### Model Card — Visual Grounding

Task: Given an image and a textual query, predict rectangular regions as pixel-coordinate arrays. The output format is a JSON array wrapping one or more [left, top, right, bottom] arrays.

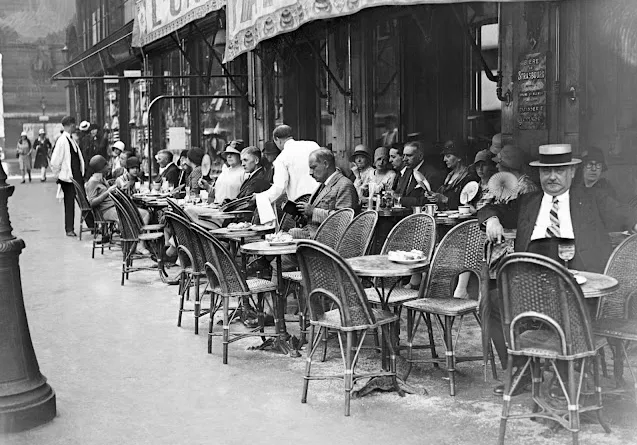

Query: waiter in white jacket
[[256, 125, 320, 205], [50, 116, 85, 237]]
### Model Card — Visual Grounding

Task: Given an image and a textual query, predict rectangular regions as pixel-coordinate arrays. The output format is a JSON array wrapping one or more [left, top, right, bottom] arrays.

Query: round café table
[[346, 255, 430, 310], [210, 226, 276, 273], [345, 254, 430, 397], [576, 271, 618, 301], [240, 240, 302, 358]]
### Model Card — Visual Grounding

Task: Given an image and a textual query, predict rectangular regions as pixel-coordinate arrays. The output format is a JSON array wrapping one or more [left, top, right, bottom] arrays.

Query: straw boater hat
[[79, 121, 90, 131], [529, 144, 581, 167]]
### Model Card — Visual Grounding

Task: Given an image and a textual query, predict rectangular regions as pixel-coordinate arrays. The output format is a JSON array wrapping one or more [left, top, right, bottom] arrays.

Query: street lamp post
[[0, 162, 56, 432]]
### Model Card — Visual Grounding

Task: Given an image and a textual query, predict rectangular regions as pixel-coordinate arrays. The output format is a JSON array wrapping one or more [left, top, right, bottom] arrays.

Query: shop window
[[372, 18, 401, 147], [477, 23, 499, 111]]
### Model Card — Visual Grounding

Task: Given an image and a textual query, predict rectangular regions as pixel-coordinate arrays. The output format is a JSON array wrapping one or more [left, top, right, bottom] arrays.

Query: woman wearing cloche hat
[[33, 129, 52, 182], [575, 146, 617, 200], [16, 131, 33, 183]]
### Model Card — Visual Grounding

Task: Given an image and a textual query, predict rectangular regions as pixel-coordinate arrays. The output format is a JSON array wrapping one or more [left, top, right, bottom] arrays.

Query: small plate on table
[[388, 257, 427, 265], [251, 225, 275, 232], [227, 223, 253, 232], [268, 240, 296, 246]]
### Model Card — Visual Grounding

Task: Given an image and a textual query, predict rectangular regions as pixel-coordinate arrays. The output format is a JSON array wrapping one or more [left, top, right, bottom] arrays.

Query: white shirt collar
[[400, 166, 408, 175]]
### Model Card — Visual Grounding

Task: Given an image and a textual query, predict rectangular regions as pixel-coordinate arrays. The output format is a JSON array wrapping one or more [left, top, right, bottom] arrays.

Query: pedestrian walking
[[17, 131, 33, 183], [50, 116, 86, 237], [33, 129, 52, 182]]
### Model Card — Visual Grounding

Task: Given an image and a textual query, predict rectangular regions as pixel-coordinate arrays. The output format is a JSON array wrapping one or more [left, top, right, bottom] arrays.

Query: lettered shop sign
[[133, 0, 225, 47]]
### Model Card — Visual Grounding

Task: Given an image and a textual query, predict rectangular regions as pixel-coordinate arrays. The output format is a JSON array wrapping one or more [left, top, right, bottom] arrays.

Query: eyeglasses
[[585, 161, 603, 171]]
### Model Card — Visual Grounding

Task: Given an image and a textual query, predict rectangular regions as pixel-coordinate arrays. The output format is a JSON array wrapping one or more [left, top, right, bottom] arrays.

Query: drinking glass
[[184, 186, 191, 202], [558, 238, 575, 268], [393, 193, 402, 208], [134, 182, 141, 192]]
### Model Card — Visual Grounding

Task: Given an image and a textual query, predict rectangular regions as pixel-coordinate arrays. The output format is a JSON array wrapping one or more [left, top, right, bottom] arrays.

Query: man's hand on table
[[485, 217, 504, 244]]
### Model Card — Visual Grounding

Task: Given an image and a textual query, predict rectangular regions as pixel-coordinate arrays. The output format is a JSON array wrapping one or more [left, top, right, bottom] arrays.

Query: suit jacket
[[479, 187, 636, 273], [159, 163, 180, 188], [301, 171, 359, 238], [395, 162, 445, 207], [237, 167, 270, 200]]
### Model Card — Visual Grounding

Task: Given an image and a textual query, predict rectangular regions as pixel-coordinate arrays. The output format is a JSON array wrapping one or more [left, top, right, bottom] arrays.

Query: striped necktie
[[545, 197, 560, 238]]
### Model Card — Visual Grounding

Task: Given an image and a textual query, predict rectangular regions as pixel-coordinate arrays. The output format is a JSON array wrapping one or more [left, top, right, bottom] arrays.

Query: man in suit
[[479, 143, 637, 395], [292, 148, 360, 239], [155, 150, 180, 188], [395, 141, 445, 207], [225, 146, 271, 215]]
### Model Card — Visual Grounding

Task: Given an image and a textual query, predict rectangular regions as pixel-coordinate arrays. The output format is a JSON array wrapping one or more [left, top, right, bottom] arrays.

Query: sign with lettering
[[226, 0, 526, 62], [517, 52, 546, 130], [132, 0, 226, 47]]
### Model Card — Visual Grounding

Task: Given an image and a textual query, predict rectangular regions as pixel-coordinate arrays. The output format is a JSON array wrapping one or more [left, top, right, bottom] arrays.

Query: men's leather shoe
[[493, 368, 533, 396], [66, 231, 77, 237], [549, 383, 566, 400]]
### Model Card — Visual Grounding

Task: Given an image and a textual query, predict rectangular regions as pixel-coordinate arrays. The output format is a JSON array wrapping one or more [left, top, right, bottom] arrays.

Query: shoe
[[21, 180, 25, 184], [493, 367, 533, 396], [41, 178, 46, 182], [548, 378, 566, 400], [136, 247, 150, 256], [66, 231, 77, 237]]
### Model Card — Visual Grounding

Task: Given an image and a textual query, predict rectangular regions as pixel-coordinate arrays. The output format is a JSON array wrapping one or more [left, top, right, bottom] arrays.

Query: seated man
[[155, 149, 180, 188], [478, 143, 637, 395], [234, 146, 271, 207], [395, 141, 445, 207], [291, 148, 360, 239]]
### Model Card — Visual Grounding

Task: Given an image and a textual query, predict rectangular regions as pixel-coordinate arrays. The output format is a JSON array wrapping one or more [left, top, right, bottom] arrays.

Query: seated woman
[[428, 140, 478, 210], [365, 147, 397, 193], [469, 149, 498, 211], [492, 144, 538, 194], [184, 147, 205, 194], [575, 146, 617, 200], [200, 140, 246, 205], [350, 144, 374, 199]]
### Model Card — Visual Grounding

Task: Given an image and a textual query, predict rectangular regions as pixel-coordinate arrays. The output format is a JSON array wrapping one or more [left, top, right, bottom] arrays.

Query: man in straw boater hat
[[478, 143, 637, 396]]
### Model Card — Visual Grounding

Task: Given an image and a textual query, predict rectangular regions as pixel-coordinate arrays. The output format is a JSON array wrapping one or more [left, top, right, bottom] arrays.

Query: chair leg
[[194, 275, 201, 335], [321, 326, 329, 362], [302, 325, 320, 404], [208, 294, 215, 354], [566, 360, 580, 445], [594, 353, 612, 433], [405, 308, 415, 380], [222, 295, 230, 364], [498, 359, 515, 445], [425, 313, 439, 366], [444, 315, 457, 396], [344, 331, 353, 416]]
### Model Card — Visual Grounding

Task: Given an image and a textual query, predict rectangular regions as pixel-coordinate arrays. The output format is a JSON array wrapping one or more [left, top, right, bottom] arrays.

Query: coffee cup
[[424, 203, 437, 216], [458, 205, 471, 215], [412, 206, 422, 214]]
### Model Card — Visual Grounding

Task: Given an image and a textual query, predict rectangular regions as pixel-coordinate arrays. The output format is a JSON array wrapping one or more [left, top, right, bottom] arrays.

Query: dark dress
[[33, 138, 51, 169]]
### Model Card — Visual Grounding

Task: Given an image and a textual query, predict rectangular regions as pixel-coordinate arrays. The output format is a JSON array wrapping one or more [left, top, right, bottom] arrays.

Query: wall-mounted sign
[[517, 52, 546, 130], [132, 0, 225, 47]]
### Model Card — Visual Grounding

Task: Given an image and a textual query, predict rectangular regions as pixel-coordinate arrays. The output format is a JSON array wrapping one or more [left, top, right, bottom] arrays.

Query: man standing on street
[[256, 125, 320, 206], [50, 116, 85, 237]]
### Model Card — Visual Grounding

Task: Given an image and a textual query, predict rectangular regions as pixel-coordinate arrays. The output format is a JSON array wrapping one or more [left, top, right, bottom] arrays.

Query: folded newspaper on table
[[256, 193, 276, 225]]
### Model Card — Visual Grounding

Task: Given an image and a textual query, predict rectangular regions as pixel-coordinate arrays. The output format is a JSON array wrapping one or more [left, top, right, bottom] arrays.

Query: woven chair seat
[[403, 297, 477, 316], [142, 223, 165, 231], [138, 232, 164, 241], [211, 278, 277, 296], [593, 319, 637, 341], [312, 308, 399, 330], [365, 287, 418, 305], [282, 271, 302, 282], [514, 329, 607, 359]]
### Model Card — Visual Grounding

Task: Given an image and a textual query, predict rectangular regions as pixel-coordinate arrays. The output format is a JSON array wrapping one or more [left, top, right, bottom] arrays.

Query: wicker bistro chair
[[110, 191, 165, 286], [71, 179, 97, 241], [166, 197, 193, 222], [281, 208, 356, 346], [190, 224, 277, 364], [112, 188, 165, 232], [296, 240, 401, 416], [496, 253, 611, 445], [164, 212, 209, 335], [594, 233, 637, 401], [335, 210, 379, 259], [402, 219, 493, 396], [365, 213, 437, 311]]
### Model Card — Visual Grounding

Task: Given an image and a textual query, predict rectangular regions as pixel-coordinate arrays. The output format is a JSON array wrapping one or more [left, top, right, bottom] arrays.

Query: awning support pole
[[298, 26, 350, 97]]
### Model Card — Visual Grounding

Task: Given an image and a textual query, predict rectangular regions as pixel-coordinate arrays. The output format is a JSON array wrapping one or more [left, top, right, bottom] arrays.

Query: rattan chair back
[[602, 233, 637, 319], [164, 211, 206, 272], [166, 197, 193, 222], [381, 213, 436, 256], [110, 191, 139, 240], [335, 210, 378, 259], [314, 208, 355, 249], [190, 224, 249, 296], [71, 179, 91, 211], [112, 188, 145, 228], [424, 219, 485, 300], [497, 253, 596, 357], [297, 240, 376, 327]]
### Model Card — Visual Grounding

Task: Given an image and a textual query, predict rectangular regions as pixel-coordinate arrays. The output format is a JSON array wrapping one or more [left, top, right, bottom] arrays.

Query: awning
[[224, 0, 552, 62], [132, 0, 226, 47], [52, 22, 135, 80]]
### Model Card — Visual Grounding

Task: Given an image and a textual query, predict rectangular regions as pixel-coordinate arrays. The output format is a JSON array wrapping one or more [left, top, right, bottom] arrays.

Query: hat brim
[[529, 158, 582, 167], [349, 152, 371, 162], [222, 149, 241, 157]]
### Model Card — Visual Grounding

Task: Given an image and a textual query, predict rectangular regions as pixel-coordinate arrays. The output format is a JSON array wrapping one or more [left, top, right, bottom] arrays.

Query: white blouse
[[214, 164, 245, 204]]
